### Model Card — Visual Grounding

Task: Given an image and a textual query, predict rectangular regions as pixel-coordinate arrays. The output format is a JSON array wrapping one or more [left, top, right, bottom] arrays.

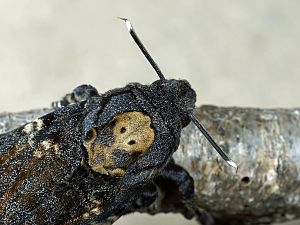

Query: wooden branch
[[1, 105, 299, 225], [174, 106, 300, 224]]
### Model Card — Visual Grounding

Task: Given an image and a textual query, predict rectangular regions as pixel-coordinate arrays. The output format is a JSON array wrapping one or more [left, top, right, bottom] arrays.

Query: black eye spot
[[120, 127, 126, 133], [241, 176, 250, 184], [85, 128, 96, 141], [128, 140, 136, 145]]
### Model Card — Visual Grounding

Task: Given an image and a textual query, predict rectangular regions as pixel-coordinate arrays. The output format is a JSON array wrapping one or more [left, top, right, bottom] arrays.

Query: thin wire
[[189, 114, 238, 172], [119, 17, 237, 172], [118, 17, 165, 81]]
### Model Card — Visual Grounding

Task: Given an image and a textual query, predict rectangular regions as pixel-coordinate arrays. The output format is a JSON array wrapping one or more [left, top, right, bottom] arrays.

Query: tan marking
[[35, 119, 44, 130], [33, 140, 60, 157], [28, 133, 35, 147], [41, 140, 52, 150], [66, 94, 76, 104], [84, 111, 155, 176], [23, 123, 34, 133], [82, 212, 90, 219], [61, 203, 103, 225], [107, 168, 125, 177], [41, 140, 59, 153], [113, 112, 154, 153], [31, 141, 60, 158], [54, 144, 60, 154], [90, 207, 101, 215], [91, 199, 102, 205], [33, 150, 43, 158], [22, 119, 44, 134], [80, 158, 85, 166]]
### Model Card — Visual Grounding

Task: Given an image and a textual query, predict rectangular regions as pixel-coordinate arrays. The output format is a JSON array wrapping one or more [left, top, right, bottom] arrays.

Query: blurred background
[[0, 1, 299, 225]]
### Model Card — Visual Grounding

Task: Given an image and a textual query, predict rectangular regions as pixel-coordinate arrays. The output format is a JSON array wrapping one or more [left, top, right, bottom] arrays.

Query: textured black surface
[[0, 79, 196, 224]]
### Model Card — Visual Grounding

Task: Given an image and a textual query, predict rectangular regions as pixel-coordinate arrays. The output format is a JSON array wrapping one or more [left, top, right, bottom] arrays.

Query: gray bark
[[1, 105, 299, 225]]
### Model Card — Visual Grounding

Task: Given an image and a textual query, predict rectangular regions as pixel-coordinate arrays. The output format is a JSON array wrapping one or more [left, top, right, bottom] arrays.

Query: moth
[[0, 18, 237, 225]]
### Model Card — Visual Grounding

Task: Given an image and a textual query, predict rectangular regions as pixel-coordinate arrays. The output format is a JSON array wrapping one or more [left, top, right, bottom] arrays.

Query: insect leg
[[152, 161, 216, 224], [154, 160, 194, 201], [132, 182, 158, 210], [120, 184, 159, 223], [126, 160, 196, 219], [52, 84, 99, 109]]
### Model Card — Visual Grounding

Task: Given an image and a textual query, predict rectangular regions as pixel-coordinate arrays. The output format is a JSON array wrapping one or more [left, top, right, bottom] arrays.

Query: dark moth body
[[0, 80, 196, 224]]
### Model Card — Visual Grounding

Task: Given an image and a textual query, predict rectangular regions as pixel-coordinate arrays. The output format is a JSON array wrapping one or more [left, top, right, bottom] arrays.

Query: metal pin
[[190, 114, 238, 173], [119, 17, 238, 172], [118, 17, 165, 81]]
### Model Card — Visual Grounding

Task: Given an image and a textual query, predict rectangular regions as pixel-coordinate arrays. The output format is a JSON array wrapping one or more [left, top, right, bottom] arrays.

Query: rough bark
[[174, 106, 300, 224], [0, 105, 299, 225]]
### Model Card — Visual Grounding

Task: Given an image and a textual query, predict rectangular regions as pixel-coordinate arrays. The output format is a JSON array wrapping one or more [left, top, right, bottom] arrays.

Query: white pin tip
[[118, 17, 133, 31], [227, 160, 238, 173]]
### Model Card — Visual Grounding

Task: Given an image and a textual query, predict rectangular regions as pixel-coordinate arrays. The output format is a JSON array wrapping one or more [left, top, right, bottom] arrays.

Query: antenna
[[118, 17, 165, 81], [119, 17, 238, 172]]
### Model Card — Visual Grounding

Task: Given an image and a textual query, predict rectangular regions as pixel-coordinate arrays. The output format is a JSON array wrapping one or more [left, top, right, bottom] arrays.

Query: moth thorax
[[83, 111, 155, 176]]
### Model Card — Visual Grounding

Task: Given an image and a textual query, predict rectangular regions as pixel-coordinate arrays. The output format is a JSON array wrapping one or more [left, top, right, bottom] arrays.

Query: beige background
[[0, 1, 299, 225]]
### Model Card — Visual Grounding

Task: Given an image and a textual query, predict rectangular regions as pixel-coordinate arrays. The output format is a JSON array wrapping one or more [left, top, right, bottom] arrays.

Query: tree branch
[[1, 105, 299, 225]]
